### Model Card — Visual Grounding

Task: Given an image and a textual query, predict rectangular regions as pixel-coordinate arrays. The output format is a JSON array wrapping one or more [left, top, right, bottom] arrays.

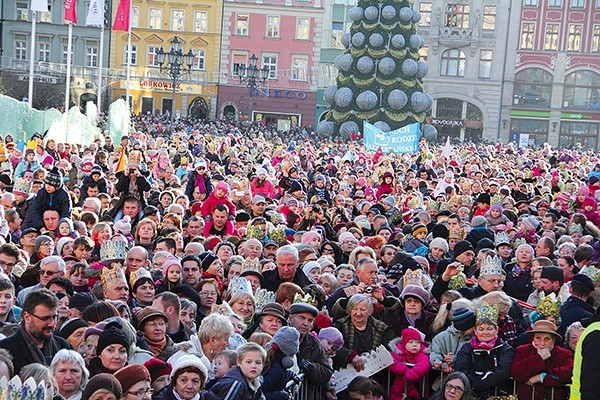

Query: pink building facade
[[510, 0, 600, 148], [217, 0, 324, 129]]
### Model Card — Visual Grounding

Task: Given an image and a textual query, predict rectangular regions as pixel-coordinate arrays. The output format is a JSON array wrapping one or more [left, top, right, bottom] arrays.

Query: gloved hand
[[298, 359, 311, 371]]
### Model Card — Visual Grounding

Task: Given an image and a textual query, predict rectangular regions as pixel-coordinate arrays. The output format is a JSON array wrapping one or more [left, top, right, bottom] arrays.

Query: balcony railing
[[437, 27, 474, 47]]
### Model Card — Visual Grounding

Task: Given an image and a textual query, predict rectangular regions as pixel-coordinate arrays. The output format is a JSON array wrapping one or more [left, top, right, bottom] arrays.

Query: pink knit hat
[[161, 256, 182, 277], [301, 231, 321, 245]]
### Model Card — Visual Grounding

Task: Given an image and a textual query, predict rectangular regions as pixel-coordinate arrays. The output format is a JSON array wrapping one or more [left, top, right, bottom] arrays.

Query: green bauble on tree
[[318, 0, 434, 140]]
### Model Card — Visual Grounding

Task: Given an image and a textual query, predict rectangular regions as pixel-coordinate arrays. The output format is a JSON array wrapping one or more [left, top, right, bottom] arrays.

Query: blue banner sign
[[364, 121, 420, 153]]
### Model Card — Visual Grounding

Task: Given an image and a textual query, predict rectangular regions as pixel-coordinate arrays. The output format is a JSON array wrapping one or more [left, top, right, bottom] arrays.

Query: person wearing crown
[[510, 320, 573, 400], [454, 302, 515, 399], [101, 266, 129, 303]]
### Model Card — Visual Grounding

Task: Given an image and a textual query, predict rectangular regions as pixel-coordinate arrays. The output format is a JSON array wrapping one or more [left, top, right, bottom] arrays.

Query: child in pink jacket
[[388, 327, 431, 400]]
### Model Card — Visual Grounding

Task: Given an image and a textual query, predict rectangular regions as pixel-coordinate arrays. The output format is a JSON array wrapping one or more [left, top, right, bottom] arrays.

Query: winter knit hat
[[256, 167, 268, 176], [412, 223, 427, 236], [143, 358, 173, 383], [113, 216, 132, 236], [516, 243, 535, 258], [12, 178, 31, 196], [45, 166, 63, 187], [489, 204, 504, 213], [338, 232, 355, 244], [161, 255, 182, 277], [471, 216, 487, 228], [301, 231, 321, 245], [199, 252, 219, 271], [58, 318, 89, 340], [401, 326, 425, 347], [170, 354, 208, 383], [96, 325, 131, 356], [383, 196, 396, 207], [289, 180, 303, 193], [452, 308, 476, 331], [400, 284, 430, 305], [302, 261, 321, 277], [453, 240, 474, 258], [215, 181, 230, 194], [578, 186, 590, 196], [269, 326, 300, 368], [82, 374, 122, 400], [521, 215, 539, 231], [318, 327, 344, 349], [56, 237, 75, 256], [34, 235, 53, 252], [429, 237, 449, 253], [114, 364, 151, 394]]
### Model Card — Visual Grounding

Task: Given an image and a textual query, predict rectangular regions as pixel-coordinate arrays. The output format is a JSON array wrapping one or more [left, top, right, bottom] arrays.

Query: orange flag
[[115, 147, 127, 172]]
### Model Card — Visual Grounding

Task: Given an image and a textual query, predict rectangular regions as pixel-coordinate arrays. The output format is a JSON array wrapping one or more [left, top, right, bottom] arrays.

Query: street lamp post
[[238, 54, 270, 123], [156, 36, 195, 133]]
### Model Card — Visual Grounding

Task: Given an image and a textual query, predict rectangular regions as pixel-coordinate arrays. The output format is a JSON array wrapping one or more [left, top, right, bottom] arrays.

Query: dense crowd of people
[[0, 116, 600, 400]]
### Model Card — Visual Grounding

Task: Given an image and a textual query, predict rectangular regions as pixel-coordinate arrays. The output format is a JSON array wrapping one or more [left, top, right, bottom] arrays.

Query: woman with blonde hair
[[431, 297, 474, 334], [134, 218, 158, 253], [348, 246, 377, 267]]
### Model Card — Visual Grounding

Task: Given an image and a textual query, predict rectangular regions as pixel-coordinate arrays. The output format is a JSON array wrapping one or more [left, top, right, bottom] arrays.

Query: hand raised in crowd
[[441, 262, 463, 282]]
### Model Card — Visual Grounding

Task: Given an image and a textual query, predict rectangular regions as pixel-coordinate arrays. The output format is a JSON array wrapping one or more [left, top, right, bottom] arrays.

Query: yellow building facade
[[110, 0, 222, 118]]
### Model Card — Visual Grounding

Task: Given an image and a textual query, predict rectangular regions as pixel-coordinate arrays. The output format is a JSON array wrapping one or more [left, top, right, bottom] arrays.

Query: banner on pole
[[30, 0, 49, 12], [364, 121, 420, 153], [64, 0, 77, 23], [86, 0, 104, 27], [112, 0, 130, 31]]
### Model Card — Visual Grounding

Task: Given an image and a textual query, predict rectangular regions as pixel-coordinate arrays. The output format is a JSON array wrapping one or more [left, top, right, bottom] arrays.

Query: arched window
[[563, 70, 600, 109], [513, 68, 553, 107], [440, 49, 466, 77]]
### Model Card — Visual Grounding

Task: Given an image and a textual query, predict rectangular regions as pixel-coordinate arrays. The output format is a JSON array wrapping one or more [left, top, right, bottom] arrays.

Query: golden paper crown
[[293, 292, 317, 306], [403, 269, 423, 287], [579, 265, 600, 285], [245, 225, 263, 240], [229, 276, 253, 297], [100, 266, 127, 290], [491, 194, 504, 205], [427, 201, 440, 212], [449, 273, 467, 290], [129, 267, 152, 288], [269, 226, 287, 245], [100, 240, 127, 261], [211, 303, 232, 316], [476, 302, 499, 324], [407, 196, 422, 210], [536, 292, 561, 320], [241, 258, 260, 273], [129, 150, 142, 165], [480, 255, 504, 277], [448, 228, 465, 240]]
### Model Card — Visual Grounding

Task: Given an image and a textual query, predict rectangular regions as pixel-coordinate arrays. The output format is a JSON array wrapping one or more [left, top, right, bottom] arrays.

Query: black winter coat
[[22, 187, 72, 230], [0, 328, 71, 374]]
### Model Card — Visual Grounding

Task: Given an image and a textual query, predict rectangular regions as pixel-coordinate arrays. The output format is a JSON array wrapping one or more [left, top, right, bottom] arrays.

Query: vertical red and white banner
[[64, 0, 77, 23], [113, 0, 130, 31]]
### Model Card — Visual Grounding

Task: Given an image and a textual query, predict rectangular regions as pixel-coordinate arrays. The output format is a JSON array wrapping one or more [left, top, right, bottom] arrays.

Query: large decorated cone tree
[[318, 0, 437, 140]]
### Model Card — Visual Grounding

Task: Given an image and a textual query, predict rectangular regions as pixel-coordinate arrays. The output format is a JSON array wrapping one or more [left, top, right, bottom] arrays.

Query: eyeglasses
[[199, 291, 217, 297], [0, 260, 16, 269], [322, 248, 335, 254], [29, 312, 59, 323], [127, 388, 154, 398], [40, 269, 60, 277], [482, 277, 505, 286], [146, 321, 166, 328], [445, 383, 465, 393]]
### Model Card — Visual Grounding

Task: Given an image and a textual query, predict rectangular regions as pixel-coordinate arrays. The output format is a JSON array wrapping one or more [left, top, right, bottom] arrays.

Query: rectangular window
[[194, 11, 208, 33], [171, 10, 184, 31], [149, 8, 162, 30], [15, 38, 27, 60], [419, 2, 432, 27], [232, 53, 247, 76], [597, 0, 600, 9], [545, 23, 559, 50], [16, 1, 29, 21], [236, 14, 248, 36], [483, 6, 496, 30], [478, 50, 493, 78], [445, 4, 470, 28], [39, 1, 52, 23], [524, 0, 538, 5], [132, 7, 140, 28], [193, 48, 205, 70], [331, 21, 344, 49], [571, 0, 585, 7], [86, 44, 98, 67], [548, 0, 562, 6], [291, 56, 308, 81], [593, 25, 600, 52], [520, 22, 535, 49], [263, 54, 277, 79], [267, 16, 280, 38], [125, 44, 137, 65], [147, 45, 160, 67], [296, 18, 310, 40], [568, 24, 582, 51], [419, 46, 428, 62], [62, 41, 74, 64]]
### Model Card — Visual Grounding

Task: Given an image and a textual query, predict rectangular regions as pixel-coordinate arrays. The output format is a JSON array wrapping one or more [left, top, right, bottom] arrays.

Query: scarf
[[20, 322, 61, 365], [470, 334, 498, 351], [404, 310, 422, 327], [511, 264, 529, 277], [143, 334, 167, 356], [194, 173, 207, 194]]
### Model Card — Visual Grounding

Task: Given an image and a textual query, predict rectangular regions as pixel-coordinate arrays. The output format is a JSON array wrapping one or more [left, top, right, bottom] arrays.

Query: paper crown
[[229, 276, 253, 297], [129, 267, 152, 288], [12, 178, 31, 195], [211, 303, 232, 316], [240, 258, 260, 273], [0, 375, 46, 400], [480, 255, 503, 277], [448, 228, 465, 240], [100, 266, 127, 290], [580, 265, 600, 284], [476, 302, 499, 324], [254, 289, 277, 311], [403, 269, 424, 288], [100, 240, 127, 262], [269, 226, 287, 245], [536, 292, 561, 320], [491, 194, 504, 205], [568, 224, 584, 234], [449, 273, 467, 290], [407, 196, 422, 210], [245, 225, 263, 240], [494, 232, 510, 247], [293, 292, 317, 306], [512, 237, 526, 250]]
